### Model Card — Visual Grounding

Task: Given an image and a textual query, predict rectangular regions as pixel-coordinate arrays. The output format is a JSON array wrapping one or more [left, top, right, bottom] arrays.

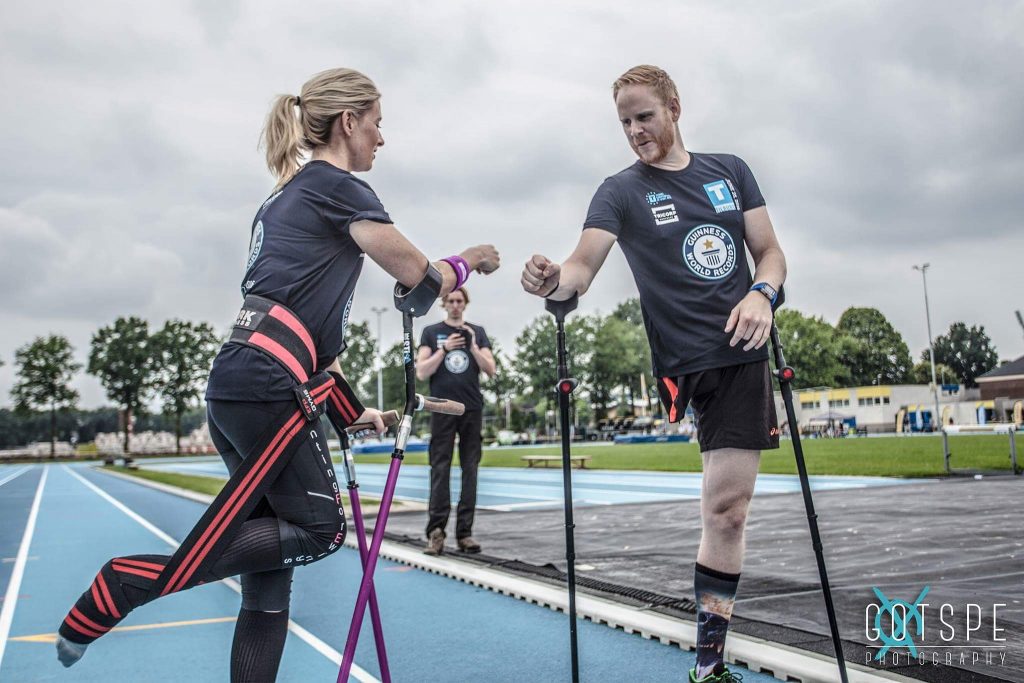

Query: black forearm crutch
[[769, 322, 849, 683], [545, 292, 581, 683]]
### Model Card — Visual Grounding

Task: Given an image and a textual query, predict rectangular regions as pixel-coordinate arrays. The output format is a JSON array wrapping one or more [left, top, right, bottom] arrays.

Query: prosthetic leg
[[545, 292, 581, 683], [770, 323, 849, 682]]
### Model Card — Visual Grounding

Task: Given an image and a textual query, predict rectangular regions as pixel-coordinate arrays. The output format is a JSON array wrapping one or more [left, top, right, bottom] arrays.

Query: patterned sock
[[694, 562, 740, 679], [230, 608, 290, 683]]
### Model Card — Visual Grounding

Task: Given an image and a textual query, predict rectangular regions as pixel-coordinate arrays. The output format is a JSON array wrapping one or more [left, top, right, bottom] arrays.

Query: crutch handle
[[417, 395, 465, 416], [544, 291, 579, 321], [346, 410, 401, 434]]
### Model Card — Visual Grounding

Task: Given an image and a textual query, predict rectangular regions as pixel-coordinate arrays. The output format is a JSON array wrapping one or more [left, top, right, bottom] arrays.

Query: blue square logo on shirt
[[703, 180, 737, 214]]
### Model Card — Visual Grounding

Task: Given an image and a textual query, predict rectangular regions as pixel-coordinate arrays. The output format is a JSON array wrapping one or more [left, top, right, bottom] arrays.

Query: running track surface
[[142, 455, 924, 510], [0, 463, 781, 682]]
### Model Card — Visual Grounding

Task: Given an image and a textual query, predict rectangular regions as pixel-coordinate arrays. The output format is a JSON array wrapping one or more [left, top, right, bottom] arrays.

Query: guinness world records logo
[[445, 350, 470, 374], [683, 224, 736, 280], [246, 221, 264, 270]]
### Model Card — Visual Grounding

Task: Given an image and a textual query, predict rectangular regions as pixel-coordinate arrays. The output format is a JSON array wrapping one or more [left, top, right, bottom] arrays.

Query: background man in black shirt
[[521, 65, 786, 683], [417, 287, 496, 555]]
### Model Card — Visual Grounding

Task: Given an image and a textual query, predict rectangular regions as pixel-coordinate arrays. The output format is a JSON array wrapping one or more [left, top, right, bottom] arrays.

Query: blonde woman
[[58, 68, 499, 681]]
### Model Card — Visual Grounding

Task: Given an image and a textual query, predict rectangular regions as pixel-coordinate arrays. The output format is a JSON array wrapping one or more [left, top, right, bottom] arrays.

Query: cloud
[[1, 0, 1021, 409]]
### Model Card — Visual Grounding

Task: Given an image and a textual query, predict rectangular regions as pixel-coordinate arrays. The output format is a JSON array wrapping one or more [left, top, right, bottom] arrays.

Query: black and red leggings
[[59, 397, 346, 644]]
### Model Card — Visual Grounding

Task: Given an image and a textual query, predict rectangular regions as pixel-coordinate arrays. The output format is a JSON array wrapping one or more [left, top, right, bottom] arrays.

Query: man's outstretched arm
[[520, 228, 617, 301]]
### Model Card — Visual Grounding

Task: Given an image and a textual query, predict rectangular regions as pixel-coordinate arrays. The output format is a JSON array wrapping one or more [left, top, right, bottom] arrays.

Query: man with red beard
[[521, 65, 787, 683]]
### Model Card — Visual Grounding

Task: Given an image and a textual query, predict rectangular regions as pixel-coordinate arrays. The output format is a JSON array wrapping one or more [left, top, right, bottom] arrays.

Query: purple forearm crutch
[[338, 427, 393, 683], [338, 294, 464, 683]]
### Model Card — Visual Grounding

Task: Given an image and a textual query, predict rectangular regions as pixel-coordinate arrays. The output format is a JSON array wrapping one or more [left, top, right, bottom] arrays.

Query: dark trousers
[[426, 409, 482, 539]]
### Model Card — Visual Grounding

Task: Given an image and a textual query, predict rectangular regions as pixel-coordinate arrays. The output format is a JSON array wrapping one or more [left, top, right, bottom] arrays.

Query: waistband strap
[[231, 295, 318, 384]]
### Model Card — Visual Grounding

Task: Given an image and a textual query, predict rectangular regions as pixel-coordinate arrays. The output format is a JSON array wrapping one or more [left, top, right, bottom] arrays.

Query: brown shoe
[[457, 536, 482, 554], [424, 528, 445, 556]]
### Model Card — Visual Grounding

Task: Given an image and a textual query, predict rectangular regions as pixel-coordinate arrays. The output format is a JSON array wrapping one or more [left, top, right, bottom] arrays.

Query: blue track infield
[[140, 456, 926, 510], [0, 463, 782, 682]]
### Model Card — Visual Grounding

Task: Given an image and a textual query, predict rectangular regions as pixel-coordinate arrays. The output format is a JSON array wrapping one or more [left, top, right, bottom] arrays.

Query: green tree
[[930, 322, 999, 388], [150, 319, 221, 453], [379, 341, 429, 414], [610, 298, 656, 413], [485, 340, 521, 429], [590, 315, 649, 418], [88, 316, 153, 453], [909, 361, 958, 386], [611, 298, 644, 326], [836, 307, 912, 385], [513, 314, 595, 414], [340, 320, 378, 401], [11, 336, 81, 458], [775, 309, 853, 389]]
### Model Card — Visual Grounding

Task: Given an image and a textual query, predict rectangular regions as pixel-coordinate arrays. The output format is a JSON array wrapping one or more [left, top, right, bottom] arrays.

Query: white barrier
[[941, 423, 1019, 474], [94, 425, 215, 456], [943, 424, 1016, 435]]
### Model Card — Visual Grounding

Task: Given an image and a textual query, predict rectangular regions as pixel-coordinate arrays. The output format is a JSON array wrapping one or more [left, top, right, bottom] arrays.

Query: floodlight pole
[[372, 306, 388, 412], [913, 263, 949, 471]]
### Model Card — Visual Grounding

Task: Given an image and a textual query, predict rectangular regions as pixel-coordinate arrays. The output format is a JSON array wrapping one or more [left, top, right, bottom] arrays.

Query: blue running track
[[141, 456, 923, 510], [0, 463, 782, 682]]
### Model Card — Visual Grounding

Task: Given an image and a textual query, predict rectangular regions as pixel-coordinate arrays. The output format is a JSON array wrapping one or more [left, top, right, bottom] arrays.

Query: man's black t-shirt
[[207, 160, 391, 401], [418, 322, 491, 411], [583, 152, 767, 378]]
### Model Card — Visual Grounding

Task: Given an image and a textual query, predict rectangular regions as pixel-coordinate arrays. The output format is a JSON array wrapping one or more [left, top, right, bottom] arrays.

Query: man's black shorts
[[657, 360, 780, 453]]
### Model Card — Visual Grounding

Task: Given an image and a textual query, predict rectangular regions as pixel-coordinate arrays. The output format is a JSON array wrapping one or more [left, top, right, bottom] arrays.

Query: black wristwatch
[[749, 282, 778, 306]]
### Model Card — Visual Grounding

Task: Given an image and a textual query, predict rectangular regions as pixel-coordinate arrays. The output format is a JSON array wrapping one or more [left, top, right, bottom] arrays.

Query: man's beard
[[644, 127, 676, 164]]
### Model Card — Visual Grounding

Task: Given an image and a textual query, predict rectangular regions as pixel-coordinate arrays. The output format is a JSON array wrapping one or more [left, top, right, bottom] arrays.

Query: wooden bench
[[521, 455, 591, 469]]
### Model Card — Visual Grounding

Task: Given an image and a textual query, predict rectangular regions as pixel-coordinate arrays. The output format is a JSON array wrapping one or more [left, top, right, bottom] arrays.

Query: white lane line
[[0, 467, 48, 671], [62, 466, 380, 683], [0, 467, 31, 489], [64, 466, 178, 547]]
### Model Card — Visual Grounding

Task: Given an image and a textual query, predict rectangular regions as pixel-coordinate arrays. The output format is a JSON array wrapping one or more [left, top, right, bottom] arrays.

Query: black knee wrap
[[240, 567, 294, 612]]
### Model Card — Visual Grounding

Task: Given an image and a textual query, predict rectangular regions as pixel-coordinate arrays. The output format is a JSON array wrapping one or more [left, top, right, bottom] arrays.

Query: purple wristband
[[442, 255, 471, 289]]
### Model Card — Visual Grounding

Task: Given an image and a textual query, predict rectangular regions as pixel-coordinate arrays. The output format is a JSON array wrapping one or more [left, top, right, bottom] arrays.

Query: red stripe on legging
[[180, 378, 334, 586], [162, 382, 333, 595], [113, 558, 165, 572], [269, 305, 316, 367], [90, 580, 106, 616], [249, 333, 308, 383], [167, 413, 308, 592], [95, 572, 120, 619], [70, 607, 109, 634], [112, 564, 160, 580], [64, 614, 104, 639], [162, 407, 304, 595]]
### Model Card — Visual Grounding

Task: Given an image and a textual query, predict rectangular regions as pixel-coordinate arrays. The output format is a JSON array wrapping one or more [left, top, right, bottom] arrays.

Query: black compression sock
[[230, 608, 290, 683], [694, 562, 740, 679]]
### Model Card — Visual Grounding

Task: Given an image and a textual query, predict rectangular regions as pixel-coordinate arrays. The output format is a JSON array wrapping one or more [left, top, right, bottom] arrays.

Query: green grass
[[353, 434, 1021, 478], [105, 463, 384, 506], [108, 466, 226, 496]]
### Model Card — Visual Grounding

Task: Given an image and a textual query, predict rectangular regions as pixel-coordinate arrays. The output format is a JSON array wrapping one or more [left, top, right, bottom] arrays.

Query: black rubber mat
[[378, 474, 1023, 682]]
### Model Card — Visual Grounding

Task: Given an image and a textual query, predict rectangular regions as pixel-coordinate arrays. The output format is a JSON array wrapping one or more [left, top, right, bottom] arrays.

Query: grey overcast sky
[[1, 1, 1021, 408]]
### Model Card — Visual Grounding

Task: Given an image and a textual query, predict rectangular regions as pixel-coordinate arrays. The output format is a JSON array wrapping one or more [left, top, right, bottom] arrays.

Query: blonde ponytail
[[260, 68, 381, 189], [261, 94, 303, 188]]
